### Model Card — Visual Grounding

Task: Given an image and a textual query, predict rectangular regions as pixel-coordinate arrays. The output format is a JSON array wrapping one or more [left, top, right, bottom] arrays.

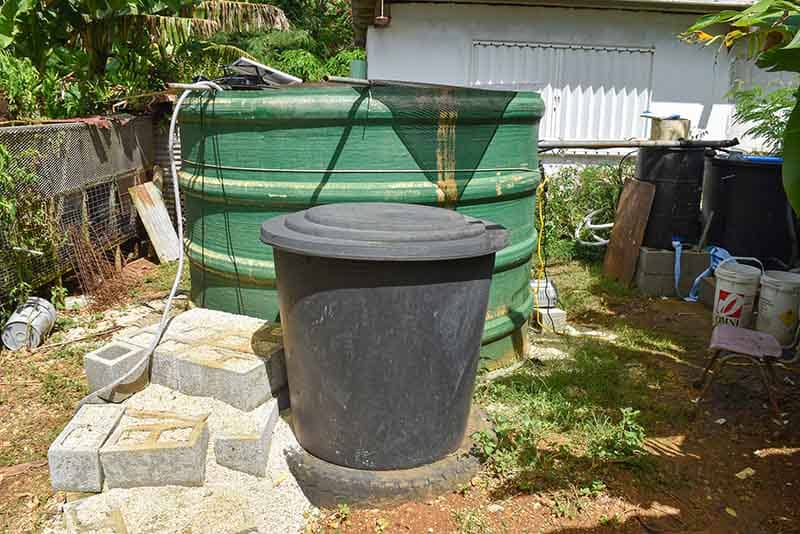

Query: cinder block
[[99, 410, 209, 488], [48, 404, 125, 492], [635, 247, 711, 297], [699, 276, 717, 309], [637, 247, 710, 276], [83, 341, 145, 394], [119, 310, 285, 410], [150, 344, 272, 411], [214, 398, 279, 477], [534, 308, 567, 333], [635, 270, 677, 297]]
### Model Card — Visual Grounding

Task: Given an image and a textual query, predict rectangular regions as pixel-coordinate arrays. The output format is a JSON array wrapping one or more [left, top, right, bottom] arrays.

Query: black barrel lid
[[260, 202, 508, 261]]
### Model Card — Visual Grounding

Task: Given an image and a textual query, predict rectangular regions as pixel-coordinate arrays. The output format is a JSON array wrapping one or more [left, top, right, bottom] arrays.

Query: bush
[[272, 48, 325, 81], [0, 51, 41, 119], [540, 162, 631, 262], [324, 48, 366, 77], [731, 84, 796, 155]]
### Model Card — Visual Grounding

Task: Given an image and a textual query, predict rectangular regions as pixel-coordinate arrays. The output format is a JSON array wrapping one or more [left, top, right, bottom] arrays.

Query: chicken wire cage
[[0, 116, 154, 298]]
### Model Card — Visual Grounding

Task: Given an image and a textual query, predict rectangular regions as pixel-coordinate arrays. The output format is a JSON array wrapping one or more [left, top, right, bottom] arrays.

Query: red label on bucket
[[716, 289, 744, 322]]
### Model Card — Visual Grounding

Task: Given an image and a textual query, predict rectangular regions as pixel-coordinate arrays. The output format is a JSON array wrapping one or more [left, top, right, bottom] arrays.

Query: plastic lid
[[260, 202, 508, 261], [744, 155, 783, 165]]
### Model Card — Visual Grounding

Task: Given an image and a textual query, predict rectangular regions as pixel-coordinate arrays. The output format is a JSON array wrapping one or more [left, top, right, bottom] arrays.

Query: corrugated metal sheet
[[471, 40, 654, 140]]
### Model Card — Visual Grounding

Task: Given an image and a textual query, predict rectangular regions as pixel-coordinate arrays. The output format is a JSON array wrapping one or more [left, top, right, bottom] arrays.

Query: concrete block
[[635, 270, 677, 297], [635, 270, 705, 297], [699, 276, 717, 309], [83, 341, 145, 394], [214, 398, 279, 476], [48, 404, 125, 492], [635, 247, 711, 297], [99, 410, 209, 488], [151, 344, 272, 411], [119, 309, 286, 410], [534, 308, 567, 333], [637, 247, 710, 277]]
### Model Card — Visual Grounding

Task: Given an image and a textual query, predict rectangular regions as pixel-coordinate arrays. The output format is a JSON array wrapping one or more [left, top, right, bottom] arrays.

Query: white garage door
[[470, 40, 655, 141]]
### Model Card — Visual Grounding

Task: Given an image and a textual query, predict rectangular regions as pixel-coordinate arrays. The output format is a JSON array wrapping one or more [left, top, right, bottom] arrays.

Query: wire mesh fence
[[0, 116, 154, 300]]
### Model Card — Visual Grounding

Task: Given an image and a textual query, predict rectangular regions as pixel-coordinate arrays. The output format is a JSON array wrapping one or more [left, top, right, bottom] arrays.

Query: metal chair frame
[[693, 325, 799, 416]]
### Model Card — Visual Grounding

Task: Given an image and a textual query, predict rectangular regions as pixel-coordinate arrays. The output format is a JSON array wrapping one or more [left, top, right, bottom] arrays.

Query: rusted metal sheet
[[129, 182, 180, 263]]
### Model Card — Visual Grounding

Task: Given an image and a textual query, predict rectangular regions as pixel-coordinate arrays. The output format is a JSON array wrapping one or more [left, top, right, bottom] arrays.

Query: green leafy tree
[[0, 1, 289, 78], [683, 0, 800, 214]]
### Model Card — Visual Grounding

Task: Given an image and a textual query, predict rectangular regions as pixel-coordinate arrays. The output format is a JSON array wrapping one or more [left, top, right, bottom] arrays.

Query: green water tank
[[179, 84, 543, 368]]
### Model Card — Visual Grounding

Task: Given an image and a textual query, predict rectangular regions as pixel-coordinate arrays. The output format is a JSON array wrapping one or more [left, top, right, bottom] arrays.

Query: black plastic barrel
[[703, 154, 795, 265], [638, 147, 705, 249], [260, 203, 508, 470]]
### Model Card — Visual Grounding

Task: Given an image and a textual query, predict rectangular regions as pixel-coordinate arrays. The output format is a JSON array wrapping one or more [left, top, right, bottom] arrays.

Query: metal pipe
[[539, 138, 739, 150], [323, 75, 372, 86]]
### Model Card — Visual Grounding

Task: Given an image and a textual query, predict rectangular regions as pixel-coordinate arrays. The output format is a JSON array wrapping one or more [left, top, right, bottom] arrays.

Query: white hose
[[77, 81, 222, 407], [575, 209, 613, 247]]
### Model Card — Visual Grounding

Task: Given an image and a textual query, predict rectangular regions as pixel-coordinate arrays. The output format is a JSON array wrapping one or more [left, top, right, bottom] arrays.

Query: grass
[[549, 261, 637, 321], [473, 261, 689, 497], [128, 260, 190, 300]]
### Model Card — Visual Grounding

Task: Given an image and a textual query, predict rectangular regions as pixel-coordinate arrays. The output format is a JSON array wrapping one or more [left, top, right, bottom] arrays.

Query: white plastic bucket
[[713, 257, 763, 328], [756, 270, 800, 345]]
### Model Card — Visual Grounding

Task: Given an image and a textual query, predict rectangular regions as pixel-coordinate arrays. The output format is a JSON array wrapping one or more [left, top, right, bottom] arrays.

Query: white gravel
[[45, 385, 316, 534]]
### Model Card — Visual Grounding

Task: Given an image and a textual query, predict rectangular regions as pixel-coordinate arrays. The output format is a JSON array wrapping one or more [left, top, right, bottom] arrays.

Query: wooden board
[[603, 179, 656, 286], [129, 182, 180, 263]]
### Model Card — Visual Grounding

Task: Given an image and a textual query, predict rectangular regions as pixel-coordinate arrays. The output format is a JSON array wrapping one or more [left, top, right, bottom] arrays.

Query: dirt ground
[[309, 267, 800, 534], [0, 259, 189, 533], [1, 260, 799, 533]]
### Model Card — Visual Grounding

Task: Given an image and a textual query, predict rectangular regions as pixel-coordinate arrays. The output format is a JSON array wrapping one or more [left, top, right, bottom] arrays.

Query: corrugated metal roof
[[351, 0, 753, 46]]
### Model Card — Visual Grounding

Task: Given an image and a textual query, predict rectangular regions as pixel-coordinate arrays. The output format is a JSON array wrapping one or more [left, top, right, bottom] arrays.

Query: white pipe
[[77, 81, 222, 407], [575, 209, 612, 247]]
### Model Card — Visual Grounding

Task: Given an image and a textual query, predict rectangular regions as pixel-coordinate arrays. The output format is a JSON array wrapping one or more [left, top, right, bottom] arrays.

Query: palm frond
[[197, 1, 290, 33], [120, 14, 220, 47], [197, 41, 255, 63]]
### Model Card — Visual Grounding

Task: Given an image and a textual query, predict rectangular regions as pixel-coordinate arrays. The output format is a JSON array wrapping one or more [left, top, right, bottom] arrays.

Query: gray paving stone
[[214, 398, 279, 477], [83, 341, 146, 396], [48, 404, 125, 492], [99, 410, 209, 488]]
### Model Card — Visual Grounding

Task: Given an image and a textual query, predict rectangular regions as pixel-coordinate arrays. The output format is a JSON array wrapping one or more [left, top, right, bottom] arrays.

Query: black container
[[260, 203, 508, 470], [638, 146, 705, 249], [703, 154, 794, 265]]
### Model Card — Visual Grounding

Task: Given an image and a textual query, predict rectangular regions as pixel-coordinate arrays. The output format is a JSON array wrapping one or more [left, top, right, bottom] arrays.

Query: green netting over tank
[[368, 82, 517, 205], [179, 82, 543, 368]]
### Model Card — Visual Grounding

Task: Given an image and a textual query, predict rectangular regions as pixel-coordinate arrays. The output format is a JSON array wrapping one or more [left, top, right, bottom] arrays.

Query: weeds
[[40, 372, 86, 406], [550, 480, 607, 519], [473, 262, 665, 494], [451, 509, 492, 534], [585, 408, 647, 463], [542, 163, 633, 262]]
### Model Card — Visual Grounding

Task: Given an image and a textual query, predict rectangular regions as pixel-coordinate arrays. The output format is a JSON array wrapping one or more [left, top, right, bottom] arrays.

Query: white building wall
[[365, 3, 759, 142]]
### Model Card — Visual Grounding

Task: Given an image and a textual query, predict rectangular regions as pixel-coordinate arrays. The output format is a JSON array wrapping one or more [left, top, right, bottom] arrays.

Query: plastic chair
[[693, 324, 797, 415]]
